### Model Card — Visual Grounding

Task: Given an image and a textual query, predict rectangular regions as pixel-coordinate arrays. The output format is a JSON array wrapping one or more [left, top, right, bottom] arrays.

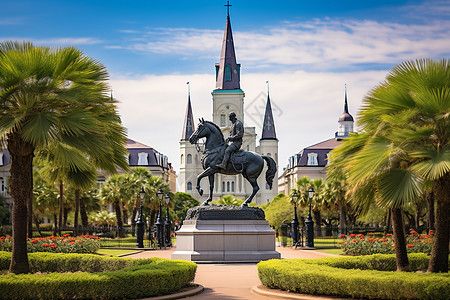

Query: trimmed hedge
[[258, 254, 450, 300], [0, 251, 197, 299]]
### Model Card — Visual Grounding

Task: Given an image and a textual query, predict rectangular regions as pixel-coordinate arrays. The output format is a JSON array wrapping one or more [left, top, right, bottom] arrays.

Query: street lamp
[[136, 187, 145, 248], [155, 188, 165, 249], [165, 194, 172, 247], [305, 187, 315, 248], [290, 191, 300, 247]]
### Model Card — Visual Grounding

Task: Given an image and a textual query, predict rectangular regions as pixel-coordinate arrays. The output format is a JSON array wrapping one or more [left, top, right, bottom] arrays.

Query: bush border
[[257, 254, 450, 300], [0, 251, 197, 299]]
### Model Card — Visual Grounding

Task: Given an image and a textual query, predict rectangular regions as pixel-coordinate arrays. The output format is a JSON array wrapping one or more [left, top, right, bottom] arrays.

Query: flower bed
[[337, 229, 433, 255], [0, 251, 197, 299], [0, 234, 100, 254], [258, 254, 450, 300]]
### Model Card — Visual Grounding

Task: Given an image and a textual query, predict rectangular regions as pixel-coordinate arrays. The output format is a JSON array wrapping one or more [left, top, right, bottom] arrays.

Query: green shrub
[[258, 254, 450, 300], [0, 251, 197, 299]]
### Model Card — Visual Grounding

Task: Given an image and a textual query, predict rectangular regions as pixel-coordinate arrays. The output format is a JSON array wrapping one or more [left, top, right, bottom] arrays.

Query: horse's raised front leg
[[196, 167, 215, 206], [241, 177, 259, 207]]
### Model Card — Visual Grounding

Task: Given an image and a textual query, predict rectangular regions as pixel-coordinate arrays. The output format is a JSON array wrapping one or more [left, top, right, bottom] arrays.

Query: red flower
[[42, 243, 49, 247], [393, 246, 396, 249], [30, 240, 38, 244], [349, 234, 357, 238], [352, 239, 357, 242], [50, 243, 57, 248], [63, 234, 70, 237], [383, 242, 388, 245], [343, 243, 347, 245], [367, 238, 375, 242], [69, 242, 75, 245], [407, 244, 414, 248], [78, 240, 83, 243], [337, 241, 342, 244], [368, 232, 374, 235], [386, 233, 393, 236], [338, 234, 346, 238]]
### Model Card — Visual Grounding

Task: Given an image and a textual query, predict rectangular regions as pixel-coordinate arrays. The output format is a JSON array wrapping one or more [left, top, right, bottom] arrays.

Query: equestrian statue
[[189, 113, 277, 207]]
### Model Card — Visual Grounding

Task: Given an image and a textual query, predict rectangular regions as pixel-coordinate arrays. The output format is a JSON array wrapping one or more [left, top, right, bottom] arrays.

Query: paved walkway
[[128, 247, 339, 299]]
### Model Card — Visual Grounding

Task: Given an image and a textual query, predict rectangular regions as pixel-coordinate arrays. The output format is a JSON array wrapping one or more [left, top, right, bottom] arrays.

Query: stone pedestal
[[171, 206, 280, 263]]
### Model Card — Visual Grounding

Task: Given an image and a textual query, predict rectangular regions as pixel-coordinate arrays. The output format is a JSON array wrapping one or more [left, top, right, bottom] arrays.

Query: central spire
[[215, 3, 240, 90]]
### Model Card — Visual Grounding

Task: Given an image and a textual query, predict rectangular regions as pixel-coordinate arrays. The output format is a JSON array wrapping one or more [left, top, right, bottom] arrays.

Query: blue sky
[[2, 0, 450, 183]]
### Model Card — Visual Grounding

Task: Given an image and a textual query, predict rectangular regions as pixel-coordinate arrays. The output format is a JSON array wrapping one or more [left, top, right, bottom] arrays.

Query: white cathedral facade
[[179, 11, 278, 205]]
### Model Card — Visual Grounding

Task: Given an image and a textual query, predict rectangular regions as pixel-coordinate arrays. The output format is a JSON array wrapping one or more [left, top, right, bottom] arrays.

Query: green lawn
[[315, 248, 343, 255], [97, 249, 140, 256]]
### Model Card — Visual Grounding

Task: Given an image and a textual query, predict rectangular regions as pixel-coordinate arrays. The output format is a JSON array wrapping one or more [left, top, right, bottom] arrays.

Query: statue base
[[171, 206, 280, 263]]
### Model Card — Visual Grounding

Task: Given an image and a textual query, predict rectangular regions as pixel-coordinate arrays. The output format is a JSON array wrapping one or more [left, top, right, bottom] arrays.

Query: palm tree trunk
[[428, 173, 450, 273], [7, 133, 34, 274], [53, 213, 58, 236], [339, 204, 346, 234], [114, 200, 124, 238], [27, 170, 33, 239], [391, 208, 410, 272], [58, 181, 63, 236], [426, 191, 435, 233], [80, 197, 89, 227], [122, 202, 128, 225], [384, 209, 392, 234], [131, 206, 138, 237], [313, 210, 322, 237], [63, 207, 69, 228], [74, 190, 80, 236]]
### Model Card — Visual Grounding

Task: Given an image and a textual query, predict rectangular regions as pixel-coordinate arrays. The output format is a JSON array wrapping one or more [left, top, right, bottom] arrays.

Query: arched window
[[187, 182, 192, 191], [225, 65, 232, 81], [267, 153, 271, 157], [181, 154, 184, 165], [187, 154, 192, 164], [0, 152, 3, 165], [222, 181, 225, 192], [220, 114, 226, 127], [138, 152, 148, 165], [227, 181, 230, 192], [231, 181, 235, 192], [195, 154, 199, 164]]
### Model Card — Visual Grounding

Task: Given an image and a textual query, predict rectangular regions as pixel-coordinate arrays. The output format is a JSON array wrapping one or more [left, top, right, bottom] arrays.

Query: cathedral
[[179, 10, 278, 205]]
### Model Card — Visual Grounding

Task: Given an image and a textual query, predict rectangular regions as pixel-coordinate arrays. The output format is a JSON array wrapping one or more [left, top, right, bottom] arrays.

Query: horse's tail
[[262, 155, 277, 189]]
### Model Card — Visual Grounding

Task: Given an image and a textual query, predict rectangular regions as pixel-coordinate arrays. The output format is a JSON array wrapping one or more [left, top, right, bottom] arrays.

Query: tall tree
[[0, 41, 128, 274]]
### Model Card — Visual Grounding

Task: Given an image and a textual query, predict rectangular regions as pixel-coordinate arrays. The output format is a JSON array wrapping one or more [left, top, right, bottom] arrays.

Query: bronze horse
[[189, 119, 277, 206]]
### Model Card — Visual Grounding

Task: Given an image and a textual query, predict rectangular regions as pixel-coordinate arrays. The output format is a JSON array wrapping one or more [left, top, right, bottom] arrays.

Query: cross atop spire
[[225, 1, 232, 16], [181, 83, 195, 141]]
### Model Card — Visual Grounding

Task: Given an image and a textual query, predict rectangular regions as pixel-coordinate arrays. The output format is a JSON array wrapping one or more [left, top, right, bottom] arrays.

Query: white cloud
[[0, 37, 103, 46], [121, 18, 450, 70], [111, 69, 388, 184]]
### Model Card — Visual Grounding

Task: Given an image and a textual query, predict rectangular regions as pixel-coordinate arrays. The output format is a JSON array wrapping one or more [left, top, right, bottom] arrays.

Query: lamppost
[[305, 187, 315, 248], [165, 194, 172, 247], [290, 191, 300, 247], [155, 188, 165, 249], [136, 187, 145, 248]]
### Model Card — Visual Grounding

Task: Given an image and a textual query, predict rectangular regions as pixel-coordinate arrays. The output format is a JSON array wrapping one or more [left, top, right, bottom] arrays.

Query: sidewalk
[[128, 246, 340, 299]]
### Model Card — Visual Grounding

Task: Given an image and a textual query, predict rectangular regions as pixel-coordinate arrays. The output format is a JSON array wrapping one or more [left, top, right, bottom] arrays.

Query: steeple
[[336, 85, 354, 139], [181, 82, 195, 141], [261, 82, 277, 140], [215, 5, 240, 90], [339, 84, 354, 122]]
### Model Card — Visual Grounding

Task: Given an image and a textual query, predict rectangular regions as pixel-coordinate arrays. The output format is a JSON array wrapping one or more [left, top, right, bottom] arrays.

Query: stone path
[[128, 246, 340, 299]]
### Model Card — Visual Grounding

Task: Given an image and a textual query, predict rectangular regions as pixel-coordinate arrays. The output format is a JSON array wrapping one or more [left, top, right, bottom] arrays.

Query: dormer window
[[307, 153, 318, 166], [138, 152, 148, 165]]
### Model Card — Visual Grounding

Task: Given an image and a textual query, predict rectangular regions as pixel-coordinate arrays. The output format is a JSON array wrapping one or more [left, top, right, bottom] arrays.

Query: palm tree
[[330, 58, 449, 272], [100, 174, 131, 237], [0, 41, 129, 274]]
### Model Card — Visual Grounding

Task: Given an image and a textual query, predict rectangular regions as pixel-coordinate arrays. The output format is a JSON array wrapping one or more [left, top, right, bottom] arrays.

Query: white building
[[179, 11, 278, 205], [278, 87, 355, 195]]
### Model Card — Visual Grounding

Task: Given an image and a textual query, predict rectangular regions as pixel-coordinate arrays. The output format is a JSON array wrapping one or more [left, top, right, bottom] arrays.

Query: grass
[[315, 248, 343, 255], [97, 248, 140, 256]]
